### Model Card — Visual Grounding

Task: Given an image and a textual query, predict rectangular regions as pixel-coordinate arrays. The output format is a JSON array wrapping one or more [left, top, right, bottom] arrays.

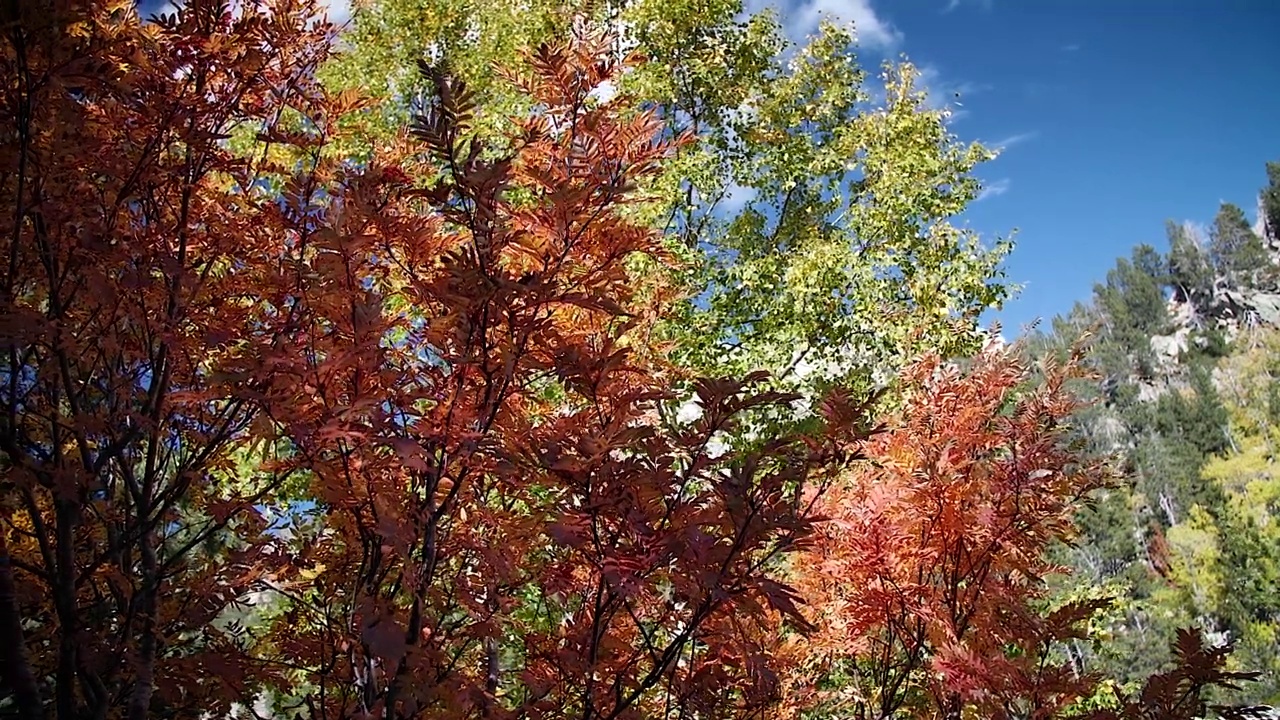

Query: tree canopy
[[1, 1, 1275, 719], [323, 0, 1011, 406]]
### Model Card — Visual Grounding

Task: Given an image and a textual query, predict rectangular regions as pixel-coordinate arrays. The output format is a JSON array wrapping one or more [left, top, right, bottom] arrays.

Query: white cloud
[[986, 131, 1038, 150], [706, 433, 730, 459], [752, 0, 901, 50], [942, 0, 993, 12], [588, 79, 618, 105], [916, 65, 989, 122], [676, 397, 703, 424], [1062, 43, 1081, 52], [976, 325, 1008, 349], [976, 177, 1010, 201]]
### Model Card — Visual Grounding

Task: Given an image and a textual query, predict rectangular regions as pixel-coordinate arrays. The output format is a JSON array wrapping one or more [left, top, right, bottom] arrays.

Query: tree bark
[[0, 534, 43, 720], [126, 538, 158, 720]]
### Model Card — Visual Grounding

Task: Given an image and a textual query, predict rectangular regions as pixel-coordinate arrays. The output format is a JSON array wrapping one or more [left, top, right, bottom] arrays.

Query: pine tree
[[1092, 244, 1170, 378], [1210, 202, 1269, 288], [1167, 221, 1214, 309], [1262, 160, 1280, 246]]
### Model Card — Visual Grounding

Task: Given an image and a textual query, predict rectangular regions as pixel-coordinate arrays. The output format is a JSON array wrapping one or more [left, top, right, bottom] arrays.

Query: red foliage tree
[[241, 26, 871, 720], [1, 0, 343, 717], [3, 4, 868, 716], [780, 341, 1116, 720]]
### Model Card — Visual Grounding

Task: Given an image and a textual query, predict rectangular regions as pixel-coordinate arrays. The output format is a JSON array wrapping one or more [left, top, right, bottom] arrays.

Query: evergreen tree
[[1210, 202, 1269, 288], [1044, 166, 1280, 708], [1092, 244, 1170, 378], [1167, 221, 1214, 309], [1262, 160, 1280, 246]]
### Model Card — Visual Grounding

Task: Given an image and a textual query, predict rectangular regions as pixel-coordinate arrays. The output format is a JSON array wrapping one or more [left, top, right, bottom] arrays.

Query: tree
[[775, 339, 1268, 720], [1166, 221, 1213, 309], [229, 26, 872, 720], [1260, 160, 1280, 246], [5, 2, 1271, 718], [2, 6, 877, 717], [778, 341, 1116, 720], [323, 0, 1011, 409], [1210, 203, 1269, 289], [1036, 193, 1280, 710], [1192, 327, 1280, 702], [1081, 629, 1267, 720], [1, 0, 343, 716], [1091, 244, 1169, 379]]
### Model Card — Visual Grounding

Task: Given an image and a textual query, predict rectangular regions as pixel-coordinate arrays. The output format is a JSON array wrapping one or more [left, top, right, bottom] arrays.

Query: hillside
[[1035, 160, 1280, 705]]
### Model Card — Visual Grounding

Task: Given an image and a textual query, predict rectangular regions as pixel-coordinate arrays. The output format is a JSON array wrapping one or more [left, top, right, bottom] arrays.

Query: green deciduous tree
[[322, 0, 1011, 413], [1196, 328, 1280, 702]]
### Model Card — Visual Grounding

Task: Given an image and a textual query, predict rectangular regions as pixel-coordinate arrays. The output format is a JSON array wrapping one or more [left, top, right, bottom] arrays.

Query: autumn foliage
[[780, 344, 1111, 719], [2, 1, 865, 717], [0, 1, 1268, 719], [779, 343, 1268, 720], [243, 23, 865, 720], [2, 1, 340, 717]]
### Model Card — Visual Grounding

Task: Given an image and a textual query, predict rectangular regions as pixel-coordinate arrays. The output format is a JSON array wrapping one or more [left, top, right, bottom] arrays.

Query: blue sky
[[781, 0, 1280, 336]]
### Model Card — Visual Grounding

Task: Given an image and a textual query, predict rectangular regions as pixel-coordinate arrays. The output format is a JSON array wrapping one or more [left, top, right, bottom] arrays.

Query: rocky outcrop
[[1173, 197, 1280, 332], [1227, 290, 1280, 326], [1198, 289, 1280, 330], [1150, 327, 1190, 365]]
